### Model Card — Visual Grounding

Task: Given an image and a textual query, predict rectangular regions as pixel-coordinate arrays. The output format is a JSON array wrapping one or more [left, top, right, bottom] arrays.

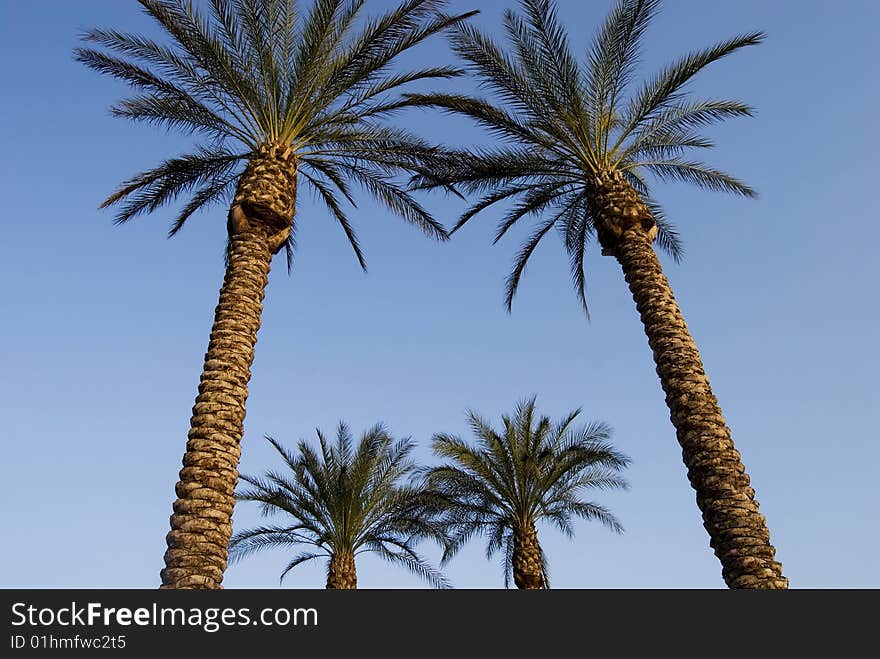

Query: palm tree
[[407, 0, 787, 588], [75, 0, 475, 589], [229, 424, 450, 588], [424, 398, 629, 589]]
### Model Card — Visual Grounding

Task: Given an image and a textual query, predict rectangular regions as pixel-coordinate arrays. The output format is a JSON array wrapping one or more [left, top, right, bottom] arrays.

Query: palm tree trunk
[[614, 225, 787, 589], [160, 225, 273, 589], [160, 143, 296, 589], [512, 524, 546, 589], [326, 552, 358, 589]]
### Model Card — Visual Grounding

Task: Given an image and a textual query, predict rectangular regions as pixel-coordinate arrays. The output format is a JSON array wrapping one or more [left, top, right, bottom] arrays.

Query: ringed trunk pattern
[[160, 143, 297, 589], [512, 524, 546, 589], [593, 170, 787, 589], [326, 552, 358, 589]]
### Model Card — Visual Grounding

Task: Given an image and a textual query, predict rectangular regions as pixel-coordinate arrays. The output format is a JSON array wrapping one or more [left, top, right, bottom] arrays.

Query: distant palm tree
[[407, 0, 787, 588], [424, 398, 629, 588], [230, 424, 450, 589], [76, 0, 474, 588]]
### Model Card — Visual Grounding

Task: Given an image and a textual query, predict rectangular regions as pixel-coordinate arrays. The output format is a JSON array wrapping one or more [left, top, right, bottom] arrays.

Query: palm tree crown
[[230, 424, 450, 588], [424, 398, 629, 588], [408, 0, 762, 313], [76, 0, 476, 268]]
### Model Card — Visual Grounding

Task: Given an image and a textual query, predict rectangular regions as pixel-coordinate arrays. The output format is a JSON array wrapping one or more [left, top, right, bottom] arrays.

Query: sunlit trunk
[[326, 551, 358, 589], [512, 523, 546, 589], [160, 143, 297, 589], [595, 170, 787, 589]]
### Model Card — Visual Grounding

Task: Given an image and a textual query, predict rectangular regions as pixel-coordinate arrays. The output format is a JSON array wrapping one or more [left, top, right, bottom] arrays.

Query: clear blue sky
[[1, 0, 877, 589]]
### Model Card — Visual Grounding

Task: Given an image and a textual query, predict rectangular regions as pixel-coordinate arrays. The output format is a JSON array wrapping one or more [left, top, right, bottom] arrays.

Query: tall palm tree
[[407, 0, 787, 588], [230, 424, 450, 588], [424, 398, 629, 589], [75, 0, 475, 589]]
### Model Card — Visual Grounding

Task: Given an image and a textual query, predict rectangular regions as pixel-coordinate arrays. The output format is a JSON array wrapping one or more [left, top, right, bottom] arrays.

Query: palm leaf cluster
[[424, 397, 630, 587], [407, 0, 762, 312], [230, 423, 451, 588], [75, 0, 476, 269]]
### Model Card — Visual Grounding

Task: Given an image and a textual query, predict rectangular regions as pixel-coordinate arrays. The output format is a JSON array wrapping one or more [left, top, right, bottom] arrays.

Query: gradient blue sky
[[1, 0, 877, 589]]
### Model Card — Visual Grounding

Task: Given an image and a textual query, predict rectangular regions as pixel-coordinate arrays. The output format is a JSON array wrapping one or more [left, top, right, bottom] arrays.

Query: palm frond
[[644, 198, 683, 262], [560, 194, 593, 318], [586, 0, 660, 150], [100, 147, 244, 226], [516, 0, 584, 124], [279, 551, 326, 584], [366, 542, 452, 589], [620, 31, 765, 139], [300, 170, 367, 269], [632, 159, 757, 197], [504, 220, 555, 314]]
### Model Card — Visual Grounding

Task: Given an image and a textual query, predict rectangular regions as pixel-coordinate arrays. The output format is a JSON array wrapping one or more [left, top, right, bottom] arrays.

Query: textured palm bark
[[326, 552, 358, 589], [512, 524, 546, 589], [229, 142, 297, 249], [160, 143, 297, 589], [592, 171, 787, 589]]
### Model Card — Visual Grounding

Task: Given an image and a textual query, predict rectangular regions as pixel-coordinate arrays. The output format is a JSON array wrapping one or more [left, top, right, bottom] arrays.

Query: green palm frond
[[631, 159, 756, 196], [98, 146, 245, 226], [504, 190, 585, 313], [586, 0, 659, 149], [643, 198, 682, 261], [558, 194, 593, 317], [226, 525, 327, 561], [363, 541, 451, 589], [230, 424, 450, 587], [616, 99, 753, 165], [278, 551, 326, 585], [616, 31, 764, 147], [409, 0, 762, 312], [422, 397, 629, 586], [77, 0, 477, 270]]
